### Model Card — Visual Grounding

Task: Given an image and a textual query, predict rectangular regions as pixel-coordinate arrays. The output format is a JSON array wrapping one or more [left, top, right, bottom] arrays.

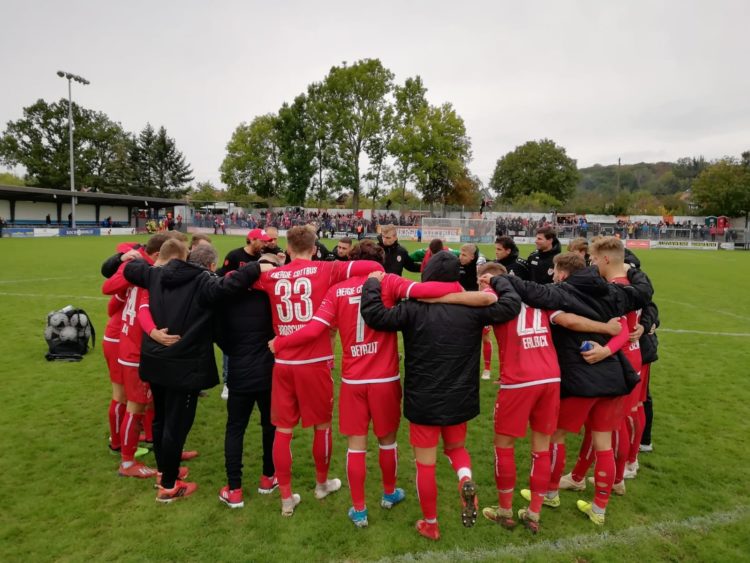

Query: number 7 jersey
[[255, 258, 382, 365]]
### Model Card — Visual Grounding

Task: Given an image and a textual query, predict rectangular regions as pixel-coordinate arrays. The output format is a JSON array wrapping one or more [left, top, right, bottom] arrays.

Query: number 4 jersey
[[255, 258, 383, 365]]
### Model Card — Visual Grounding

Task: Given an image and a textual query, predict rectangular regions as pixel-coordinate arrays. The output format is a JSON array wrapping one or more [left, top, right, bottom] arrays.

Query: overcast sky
[[2, 0, 748, 189]]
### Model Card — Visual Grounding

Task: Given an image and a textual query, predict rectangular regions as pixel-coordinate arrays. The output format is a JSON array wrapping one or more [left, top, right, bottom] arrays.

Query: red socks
[[614, 419, 630, 483], [108, 400, 125, 450], [548, 442, 566, 494], [313, 428, 332, 484], [379, 443, 398, 495], [593, 449, 615, 511], [628, 406, 646, 464], [444, 446, 472, 481], [120, 411, 143, 463], [347, 450, 367, 511], [572, 428, 595, 482], [272, 431, 294, 498], [415, 461, 438, 521], [483, 339, 492, 370], [529, 450, 551, 514], [143, 407, 154, 442], [494, 446, 516, 510]]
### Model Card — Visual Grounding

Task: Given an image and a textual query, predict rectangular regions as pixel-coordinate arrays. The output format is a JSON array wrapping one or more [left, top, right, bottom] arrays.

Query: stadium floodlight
[[56, 70, 90, 229]]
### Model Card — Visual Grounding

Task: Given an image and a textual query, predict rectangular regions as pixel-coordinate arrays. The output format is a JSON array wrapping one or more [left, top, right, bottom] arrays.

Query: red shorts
[[625, 377, 643, 412], [121, 364, 151, 404], [103, 339, 123, 385], [339, 380, 402, 437], [409, 422, 467, 448], [639, 364, 650, 403], [494, 382, 560, 437], [271, 362, 333, 428], [557, 395, 624, 433]]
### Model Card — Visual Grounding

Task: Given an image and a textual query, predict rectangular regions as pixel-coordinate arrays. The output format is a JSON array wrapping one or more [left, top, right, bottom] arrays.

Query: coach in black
[[378, 224, 420, 276], [216, 229, 272, 276], [124, 241, 270, 502], [527, 227, 561, 284], [494, 236, 530, 279]]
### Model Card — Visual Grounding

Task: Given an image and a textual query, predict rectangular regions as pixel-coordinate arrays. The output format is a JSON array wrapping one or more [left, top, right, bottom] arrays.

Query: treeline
[[218, 58, 477, 213], [0, 99, 193, 197]]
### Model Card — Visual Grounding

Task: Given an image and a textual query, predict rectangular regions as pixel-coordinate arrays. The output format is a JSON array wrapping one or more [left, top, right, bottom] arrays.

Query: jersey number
[[121, 287, 138, 330], [348, 296, 366, 343], [275, 278, 313, 323], [516, 303, 548, 336]]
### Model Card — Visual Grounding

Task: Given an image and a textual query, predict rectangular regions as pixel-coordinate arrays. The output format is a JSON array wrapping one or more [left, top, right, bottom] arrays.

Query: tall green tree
[[322, 59, 395, 212], [306, 82, 337, 206], [129, 124, 193, 197], [490, 139, 579, 204], [276, 95, 315, 206], [692, 157, 750, 217], [0, 98, 131, 190], [388, 76, 429, 206], [220, 114, 285, 203]]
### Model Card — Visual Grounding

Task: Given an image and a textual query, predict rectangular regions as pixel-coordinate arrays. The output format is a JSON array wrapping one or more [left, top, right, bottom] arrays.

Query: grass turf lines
[[1, 235, 749, 562]]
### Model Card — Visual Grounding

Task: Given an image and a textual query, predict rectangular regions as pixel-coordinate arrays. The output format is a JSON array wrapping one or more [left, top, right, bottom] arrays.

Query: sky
[[1, 0, 748, 189]]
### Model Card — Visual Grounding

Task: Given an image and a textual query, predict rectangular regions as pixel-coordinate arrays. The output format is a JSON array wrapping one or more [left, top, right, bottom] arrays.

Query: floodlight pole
[[57, 71, 89, 229]]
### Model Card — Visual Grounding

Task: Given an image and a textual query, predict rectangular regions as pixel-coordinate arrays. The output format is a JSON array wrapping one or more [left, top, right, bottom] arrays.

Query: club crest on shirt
[[547, 268, 554, 275], [397, 256, 402, 262]]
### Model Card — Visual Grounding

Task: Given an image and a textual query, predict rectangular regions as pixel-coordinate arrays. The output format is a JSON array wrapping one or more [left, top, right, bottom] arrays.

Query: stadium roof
[[0, 185, 188, 207]]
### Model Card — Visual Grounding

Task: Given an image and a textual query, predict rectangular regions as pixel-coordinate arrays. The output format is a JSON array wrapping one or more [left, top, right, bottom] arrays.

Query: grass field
[[1, 234, 749, 562]]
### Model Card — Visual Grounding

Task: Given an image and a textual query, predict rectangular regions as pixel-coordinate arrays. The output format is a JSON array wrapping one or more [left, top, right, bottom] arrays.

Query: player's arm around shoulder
[[481, 275, 522, 325], [360, 276, 408, 332], [123, 259, 152, 289]]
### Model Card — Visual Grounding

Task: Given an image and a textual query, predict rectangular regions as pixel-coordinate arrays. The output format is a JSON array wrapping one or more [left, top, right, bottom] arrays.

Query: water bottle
[[580, 341, 594, 352]]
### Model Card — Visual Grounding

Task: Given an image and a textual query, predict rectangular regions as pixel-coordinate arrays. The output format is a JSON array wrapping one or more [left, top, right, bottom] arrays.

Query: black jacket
[[124, 259, 262, 391], [527, 238, 561, 284], [362, 252, 521, 426], [496, 249, 530, 280], [216, 247, 259, 276], [639, 300, 659, 365], [500, 267, 653, 398], [378, 238, 420, 276], [458, 247, 482, 291]]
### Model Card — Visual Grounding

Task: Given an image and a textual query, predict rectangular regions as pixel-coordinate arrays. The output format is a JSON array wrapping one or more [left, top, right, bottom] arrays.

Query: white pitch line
[[0, 292, 108, 301], [660, 328, 750, 337], [377, 506, 749, 563], [660, 298, 750, 323], [0, 275, 100, 285]]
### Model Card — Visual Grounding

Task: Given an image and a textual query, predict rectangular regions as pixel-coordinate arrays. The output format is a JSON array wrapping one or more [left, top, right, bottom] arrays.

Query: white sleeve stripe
[[549, 310, 563, 323], [346, 261, 354, 278], [138, 304, 149, 309], [405, 282, 416, 299], [115, 294, 126, 302], [312, 316, 331, 327]]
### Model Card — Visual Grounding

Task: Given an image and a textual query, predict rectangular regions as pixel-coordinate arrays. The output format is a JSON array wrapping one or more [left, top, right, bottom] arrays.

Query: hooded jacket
[[361, 251, 521, 425], [496, 247, 530, 280], [458, 247, 486, 291], [123, 259, 262, 391], [500, 266, 653, 398], [527, 238, 562, 284]]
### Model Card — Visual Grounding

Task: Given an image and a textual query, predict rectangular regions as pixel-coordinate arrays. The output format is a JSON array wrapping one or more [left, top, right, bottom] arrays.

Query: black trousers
[[225, 389, 275, 489], [151, 383, 199, 489], [641, 391, 654, 445]]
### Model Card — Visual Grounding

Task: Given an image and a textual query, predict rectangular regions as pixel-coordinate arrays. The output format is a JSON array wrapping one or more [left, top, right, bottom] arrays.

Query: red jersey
[[612, 276, 642, 373], [104, 293, 127, 341], [297, 274, 463, 382], [117, 286, 149, 367], [255, 259, 383, 364], [493, 300, 561, 388]]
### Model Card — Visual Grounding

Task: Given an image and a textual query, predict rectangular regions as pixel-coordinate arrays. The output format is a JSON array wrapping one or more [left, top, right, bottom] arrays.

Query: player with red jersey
[[270, 240, 472, 527], [253, 226, 385, 517]]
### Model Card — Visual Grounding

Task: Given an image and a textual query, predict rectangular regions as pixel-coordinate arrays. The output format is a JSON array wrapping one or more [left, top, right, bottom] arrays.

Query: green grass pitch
[[1, 235, 749, 562]]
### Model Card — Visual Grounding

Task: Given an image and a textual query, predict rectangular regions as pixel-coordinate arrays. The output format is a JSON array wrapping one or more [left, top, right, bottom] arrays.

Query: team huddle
[[100, 223, 658, 541]]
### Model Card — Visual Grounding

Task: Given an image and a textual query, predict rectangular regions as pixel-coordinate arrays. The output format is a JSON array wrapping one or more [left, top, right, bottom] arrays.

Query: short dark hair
[[495, 235, 517, 252], [428, 238, 444, 254], [339, 237, 353, 246], [190, 233, 212, 249], [536, 226, 556, 240], [145, 233, 169, 255], [349, 239, 384, 265]]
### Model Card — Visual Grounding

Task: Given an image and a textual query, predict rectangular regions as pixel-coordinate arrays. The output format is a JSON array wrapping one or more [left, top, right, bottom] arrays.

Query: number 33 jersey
[[255, 259, 380, 365]]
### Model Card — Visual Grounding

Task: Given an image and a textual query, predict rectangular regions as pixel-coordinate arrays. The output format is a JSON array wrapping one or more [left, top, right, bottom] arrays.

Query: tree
[[276, 95, 315, 206], [388, 76, 429, 205], [220, 114, 285, 203], [306, 82, 337, 206], [490, 139, 579, 204], [691, 158, 750, 217], [322, 59, 395, 213], [0, 171, 26, 186], [189, 180, 221, 205], [409, 103, 472, 211], [128, 124, 193, 197], [0, 98, 131, 190]]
